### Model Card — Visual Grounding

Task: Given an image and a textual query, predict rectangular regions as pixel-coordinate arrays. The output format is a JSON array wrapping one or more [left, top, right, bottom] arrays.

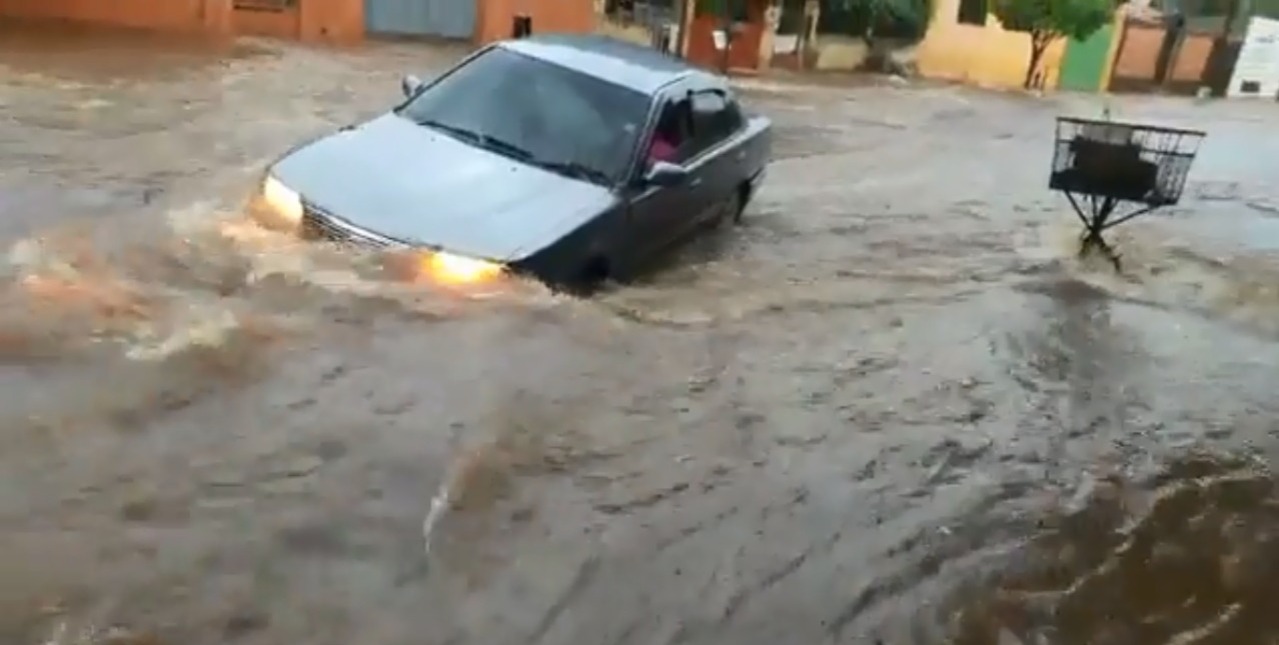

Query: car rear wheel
[[731, 183, 750, 224], [570, 255, 611, 294]]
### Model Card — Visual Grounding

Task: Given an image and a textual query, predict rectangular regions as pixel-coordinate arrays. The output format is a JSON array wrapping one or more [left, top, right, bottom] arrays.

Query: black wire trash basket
[[1048, 116, 1206, 268], [1050, 117, 1205, 205]]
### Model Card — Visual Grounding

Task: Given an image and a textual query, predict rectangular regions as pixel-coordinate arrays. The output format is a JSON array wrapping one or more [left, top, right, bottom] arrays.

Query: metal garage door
[[365, 0, 475, 39]]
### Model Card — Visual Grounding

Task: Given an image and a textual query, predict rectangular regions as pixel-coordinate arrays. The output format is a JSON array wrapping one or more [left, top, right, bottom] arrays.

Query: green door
[[1059, 25, 1115, 92]]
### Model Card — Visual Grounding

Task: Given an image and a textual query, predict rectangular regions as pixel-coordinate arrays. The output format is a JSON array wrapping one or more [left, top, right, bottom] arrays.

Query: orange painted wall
[[0, 0, 361, 44], [1112, 23, 1164, 79], [917, 0, 1068, 89], [300, 0, 363, 44], [1108, 19, 1215, 90], [0, 0, 233, 34], [476, 0, 595, 44], [232, 7, 300, 39], [684, 0, 768, 71], [686, 15, 765, 71], [1169, 31, 1213, 82]]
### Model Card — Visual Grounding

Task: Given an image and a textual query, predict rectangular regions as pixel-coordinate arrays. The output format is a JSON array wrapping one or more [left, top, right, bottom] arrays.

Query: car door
[[624, 94, 701, 265], [683, 89, 746, 227], [629, 89, 739, 251]]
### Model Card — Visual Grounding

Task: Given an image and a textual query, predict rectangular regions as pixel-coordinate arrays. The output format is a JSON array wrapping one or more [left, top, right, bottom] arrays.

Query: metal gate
[[365, 0, 476, 40], [1108, 19, 1167, 92]]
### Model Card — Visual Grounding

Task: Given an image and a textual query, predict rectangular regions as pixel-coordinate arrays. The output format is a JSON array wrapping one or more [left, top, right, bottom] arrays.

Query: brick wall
[[476, 0, 595, 45], [0, 0, 233, 34], [0, 0, 363, 44]]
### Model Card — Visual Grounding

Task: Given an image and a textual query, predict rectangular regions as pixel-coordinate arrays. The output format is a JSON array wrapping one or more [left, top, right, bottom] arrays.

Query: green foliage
[[694, 0, 931, 44], [992, 0, 1111, 41], [697, 0, 930, 42], [821, 0, 931, 41], [991, 0, 1110, 88], [696, 0, 750, 20]]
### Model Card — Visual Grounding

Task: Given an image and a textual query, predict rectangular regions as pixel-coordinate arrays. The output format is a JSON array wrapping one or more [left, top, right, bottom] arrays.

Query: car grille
[[301, 202, 395, 249]]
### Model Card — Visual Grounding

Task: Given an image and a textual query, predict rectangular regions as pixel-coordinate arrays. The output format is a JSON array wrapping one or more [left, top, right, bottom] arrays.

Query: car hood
[[269, 113, 616, 261]]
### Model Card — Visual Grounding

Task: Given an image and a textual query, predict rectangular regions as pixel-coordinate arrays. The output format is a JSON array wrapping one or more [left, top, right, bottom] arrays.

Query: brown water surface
[[3, 27, 1279, 645]]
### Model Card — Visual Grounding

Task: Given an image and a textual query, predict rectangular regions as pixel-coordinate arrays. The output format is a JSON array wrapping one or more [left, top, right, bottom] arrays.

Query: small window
[[721, 98, 745, 133], [688, 91, 742, 156], [956, 0, 987, 25], [647, 99, 695, 165]]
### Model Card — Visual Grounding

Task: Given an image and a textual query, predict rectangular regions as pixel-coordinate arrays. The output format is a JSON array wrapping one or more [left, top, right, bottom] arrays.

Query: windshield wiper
[[474, 135, 535, 162], [451, 133, 610, 184], [474, 135, 613, 184], [528, 159, 611, 184], [420, 123, 535, 163], [413, 121, 608, 184], [414, 119, 484, 145]]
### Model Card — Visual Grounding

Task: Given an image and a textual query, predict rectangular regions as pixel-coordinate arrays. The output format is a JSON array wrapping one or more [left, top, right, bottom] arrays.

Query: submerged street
[[4, 27, 1279, 645]]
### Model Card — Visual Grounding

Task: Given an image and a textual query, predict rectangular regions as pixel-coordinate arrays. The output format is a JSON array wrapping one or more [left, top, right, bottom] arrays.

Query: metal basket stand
[[1048, 116, 1206, 269]]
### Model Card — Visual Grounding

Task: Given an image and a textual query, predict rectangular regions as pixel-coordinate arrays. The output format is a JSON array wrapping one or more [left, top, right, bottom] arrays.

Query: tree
[[829, 0, 930, 43], [693, 0, 931, 73], [992, 0, 1112, 89], [823, 0, 931, 72]]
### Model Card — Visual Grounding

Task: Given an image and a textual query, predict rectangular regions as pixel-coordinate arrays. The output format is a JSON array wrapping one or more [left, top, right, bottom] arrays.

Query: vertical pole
[[675, 0, 692, 58], [1109, 15, 1131, 92], [795, 4, 808, 71], [1156, 11, 1185, 89], [720, 0, 734, 73], [1079, 195, 1121, 270], [1220, 0, 1242, 41], [803, 5, 817, 71], [1096, 196, 1117, 229]]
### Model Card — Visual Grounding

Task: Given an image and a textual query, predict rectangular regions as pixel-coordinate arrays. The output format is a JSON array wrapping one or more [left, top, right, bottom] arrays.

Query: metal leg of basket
[[1064, 192, 1122, 270]]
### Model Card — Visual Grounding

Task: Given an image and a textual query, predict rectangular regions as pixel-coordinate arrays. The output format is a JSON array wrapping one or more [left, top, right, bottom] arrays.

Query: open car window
[[396, 47, 651, 185], [646, 98, 695, 166], [687, 90, 744, 159]]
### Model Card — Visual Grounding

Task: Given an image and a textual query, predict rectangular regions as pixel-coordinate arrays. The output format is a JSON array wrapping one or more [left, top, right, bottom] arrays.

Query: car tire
[[730, 184, 750, 225], [571, 255, 611, 295]]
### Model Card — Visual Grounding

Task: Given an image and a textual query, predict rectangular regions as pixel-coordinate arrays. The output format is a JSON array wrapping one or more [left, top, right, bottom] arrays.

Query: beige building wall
[[916, 0, 1067, 89]]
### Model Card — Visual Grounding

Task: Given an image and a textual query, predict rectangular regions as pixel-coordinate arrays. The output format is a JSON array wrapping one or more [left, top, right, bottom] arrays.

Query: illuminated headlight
[[423, 251, 505, 285], [259, 174, 303, 227]]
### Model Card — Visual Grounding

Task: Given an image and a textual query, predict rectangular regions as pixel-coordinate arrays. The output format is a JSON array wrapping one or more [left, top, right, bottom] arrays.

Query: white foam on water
[[4, 194, 580, 368], [122, 304, 240, 362], [1015, 215, 1279, 337]]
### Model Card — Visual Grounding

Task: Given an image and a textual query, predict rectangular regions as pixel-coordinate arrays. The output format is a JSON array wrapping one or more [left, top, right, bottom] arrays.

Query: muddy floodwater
[[4, 27, 1279, 645]]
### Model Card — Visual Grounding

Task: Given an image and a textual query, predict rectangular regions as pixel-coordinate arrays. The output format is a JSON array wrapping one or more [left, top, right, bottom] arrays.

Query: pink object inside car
[[649, 135, 677, 163]]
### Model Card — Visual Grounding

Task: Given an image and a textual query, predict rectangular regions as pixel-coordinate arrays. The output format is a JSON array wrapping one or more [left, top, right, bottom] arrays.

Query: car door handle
[[689, 177, 703, 187]]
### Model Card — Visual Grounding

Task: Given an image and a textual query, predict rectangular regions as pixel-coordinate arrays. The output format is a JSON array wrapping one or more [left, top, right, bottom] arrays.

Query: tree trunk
[[1219, 0, 1241, 39], [862, 20, 878, 71], [1024, 33, 1051, 90]]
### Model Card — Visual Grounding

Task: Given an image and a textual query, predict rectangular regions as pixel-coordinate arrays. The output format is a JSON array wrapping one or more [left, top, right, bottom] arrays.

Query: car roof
[[497, 34, 718, 95]]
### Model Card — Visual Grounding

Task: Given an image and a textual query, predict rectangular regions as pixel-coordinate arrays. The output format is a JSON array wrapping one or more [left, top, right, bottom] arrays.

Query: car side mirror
[[401, 74, 423, 98], [644, 161, 689, 188]]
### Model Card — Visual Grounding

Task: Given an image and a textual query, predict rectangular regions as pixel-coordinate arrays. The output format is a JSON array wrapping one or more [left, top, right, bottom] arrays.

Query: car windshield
[[396, 47, 651, 185]]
